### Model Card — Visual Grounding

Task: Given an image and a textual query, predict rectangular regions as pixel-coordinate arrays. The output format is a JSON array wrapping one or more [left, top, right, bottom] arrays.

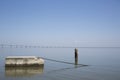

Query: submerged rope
[[39, 57, 88, 66]]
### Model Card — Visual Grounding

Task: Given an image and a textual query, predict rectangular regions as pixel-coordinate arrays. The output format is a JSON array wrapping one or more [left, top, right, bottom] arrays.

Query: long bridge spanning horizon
[[0, 44, 78, 48], [0, 44, 120, 48]]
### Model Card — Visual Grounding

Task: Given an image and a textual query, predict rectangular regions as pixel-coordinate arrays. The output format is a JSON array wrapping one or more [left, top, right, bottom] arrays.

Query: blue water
[[0, 47, 120, 80]]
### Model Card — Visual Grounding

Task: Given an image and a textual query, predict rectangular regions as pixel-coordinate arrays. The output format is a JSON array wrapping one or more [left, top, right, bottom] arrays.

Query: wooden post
[[75, 48, 78, 65]]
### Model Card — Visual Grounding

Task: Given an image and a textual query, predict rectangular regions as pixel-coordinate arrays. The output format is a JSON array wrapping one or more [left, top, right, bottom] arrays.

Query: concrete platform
[[5, 56, 44, 67]]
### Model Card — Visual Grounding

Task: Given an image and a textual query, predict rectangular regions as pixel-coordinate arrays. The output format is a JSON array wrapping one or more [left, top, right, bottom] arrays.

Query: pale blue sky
[[0, 0, 120, 47]]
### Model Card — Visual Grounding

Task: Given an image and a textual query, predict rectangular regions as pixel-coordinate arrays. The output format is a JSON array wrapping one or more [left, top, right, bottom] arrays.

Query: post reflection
[[75, 58, 78, 65], [5, 65, 44, 77]]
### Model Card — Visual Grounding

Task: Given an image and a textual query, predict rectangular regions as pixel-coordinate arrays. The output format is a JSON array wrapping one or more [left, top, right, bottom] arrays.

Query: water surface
[[0, 47, 120, 80]]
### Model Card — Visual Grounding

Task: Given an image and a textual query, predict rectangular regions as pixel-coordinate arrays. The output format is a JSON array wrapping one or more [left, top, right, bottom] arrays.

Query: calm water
[[0, 47, 120, 80]]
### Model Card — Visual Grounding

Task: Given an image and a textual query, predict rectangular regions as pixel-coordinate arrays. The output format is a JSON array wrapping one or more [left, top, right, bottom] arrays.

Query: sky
[[0, 0, 120, 47]]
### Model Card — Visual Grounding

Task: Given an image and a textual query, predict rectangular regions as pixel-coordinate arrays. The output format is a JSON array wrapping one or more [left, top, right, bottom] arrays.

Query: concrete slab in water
[[5, 56, 44, 67]]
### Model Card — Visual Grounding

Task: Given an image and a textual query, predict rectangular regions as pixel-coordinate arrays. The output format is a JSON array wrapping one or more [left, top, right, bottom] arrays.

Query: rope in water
[[39, 57, 88, 66]]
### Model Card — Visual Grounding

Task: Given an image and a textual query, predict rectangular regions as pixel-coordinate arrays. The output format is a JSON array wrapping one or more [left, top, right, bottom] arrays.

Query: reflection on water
[[75, 58, 78, 65], [5, 65, 44, 77]]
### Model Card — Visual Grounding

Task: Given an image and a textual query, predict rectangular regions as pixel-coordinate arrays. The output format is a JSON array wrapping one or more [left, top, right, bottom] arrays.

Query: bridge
[[0, 44, 76, 48], [1, 44, 119, 48]]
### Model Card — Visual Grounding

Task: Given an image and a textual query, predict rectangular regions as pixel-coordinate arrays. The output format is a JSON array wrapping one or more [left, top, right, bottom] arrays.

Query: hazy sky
[[0, 0, 120, 47]]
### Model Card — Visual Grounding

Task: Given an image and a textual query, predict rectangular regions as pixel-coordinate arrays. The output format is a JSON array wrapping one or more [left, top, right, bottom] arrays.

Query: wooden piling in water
[[75, 48, 78, 65]]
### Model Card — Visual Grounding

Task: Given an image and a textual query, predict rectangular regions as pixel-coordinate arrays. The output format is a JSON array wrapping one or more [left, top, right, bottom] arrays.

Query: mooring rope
[[39, 57, 88, 66]]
